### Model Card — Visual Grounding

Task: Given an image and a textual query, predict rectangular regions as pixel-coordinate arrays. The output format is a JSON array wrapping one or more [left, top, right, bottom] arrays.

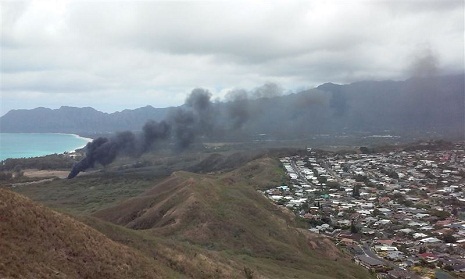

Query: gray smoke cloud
[[68, 120, 170, 178], [410, 48, 440, 78], [225, 89, 249, 129], [68, 83, 287, 178], [185, 88, 215, 136], [251, 82, 283, 99], [317, 83, 347, 117], [169, 88, 216, 150], [223, 82, 283, 129], [168, 108, 195, 150], [68, 88, 217, 178], [402, 48, 442, 129]]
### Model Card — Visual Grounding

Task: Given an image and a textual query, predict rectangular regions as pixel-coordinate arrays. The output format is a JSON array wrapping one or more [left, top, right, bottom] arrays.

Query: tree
[[300, 202, 309, 211], [443, 234, 456, 243], [352, 185, 361, 198], [327, 181, 340, 189], [443, 265, 454, 271], [0, 171, 13, 181], [354, 174, 367, 183], [389, 171, 399, 179], [360, 146, 372, 154], [372, 208, 381, 217], [350, 220, 358, 234], [429, 209, 451, 220], [318, 176, 327, 184]]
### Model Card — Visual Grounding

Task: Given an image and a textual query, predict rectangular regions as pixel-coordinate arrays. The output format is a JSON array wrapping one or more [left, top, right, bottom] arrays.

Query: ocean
[[0, 133, 91, 161]]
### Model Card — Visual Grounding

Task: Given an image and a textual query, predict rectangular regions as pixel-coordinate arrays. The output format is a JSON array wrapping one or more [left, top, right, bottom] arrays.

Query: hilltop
[[92, 157, 372, 278], [0, 188, 178, 278]]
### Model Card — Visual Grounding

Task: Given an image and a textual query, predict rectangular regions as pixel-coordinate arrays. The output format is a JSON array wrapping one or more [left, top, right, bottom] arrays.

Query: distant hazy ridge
[[1, 75, 463, 139]]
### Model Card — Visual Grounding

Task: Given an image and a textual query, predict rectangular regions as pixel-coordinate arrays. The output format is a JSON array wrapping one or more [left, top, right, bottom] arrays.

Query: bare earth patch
[[23, 169, 70, 179]]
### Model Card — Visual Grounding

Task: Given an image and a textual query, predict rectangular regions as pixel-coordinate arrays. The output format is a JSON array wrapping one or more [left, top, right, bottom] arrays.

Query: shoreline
[[68, 133, 92, 153], [0, 133, 92, 161]]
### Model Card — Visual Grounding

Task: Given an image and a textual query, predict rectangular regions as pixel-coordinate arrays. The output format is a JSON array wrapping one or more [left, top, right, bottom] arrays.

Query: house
[[387, 269, 417, 279], [385, 251, 405, 261], [418, 252, 438, 263], [419, 237, 441, 244], [376, 239, 395, 246], [355, 255, 385, 270], [374, 245, 398, 252]]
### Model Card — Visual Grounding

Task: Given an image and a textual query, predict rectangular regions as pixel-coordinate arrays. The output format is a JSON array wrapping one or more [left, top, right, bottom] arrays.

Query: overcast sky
[[1, 0, 463, 116]]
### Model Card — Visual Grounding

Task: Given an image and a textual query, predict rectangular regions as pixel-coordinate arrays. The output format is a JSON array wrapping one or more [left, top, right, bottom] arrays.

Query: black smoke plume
[[68, 88, 218, 178], [68, 84, 283, 178], [168, 109, 196, 150], [169, 88, 216, 150], [225, 89, 249, 129], [67, 120, 170, 179]]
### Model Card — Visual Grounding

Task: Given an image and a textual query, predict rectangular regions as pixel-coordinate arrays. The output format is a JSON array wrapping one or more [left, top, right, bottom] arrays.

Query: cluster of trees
[[0, 154, 79, 172], [390, 192, 414, 206], [379, 168, 399, 179], [0, 171, 14, 181], [352, 184, 361, 198], [0, 165, 24, 181], [428, 209, 451, 220]]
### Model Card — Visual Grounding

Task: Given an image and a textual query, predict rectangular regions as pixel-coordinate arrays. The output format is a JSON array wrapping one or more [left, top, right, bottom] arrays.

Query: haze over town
[[1, 0, 463, 116]]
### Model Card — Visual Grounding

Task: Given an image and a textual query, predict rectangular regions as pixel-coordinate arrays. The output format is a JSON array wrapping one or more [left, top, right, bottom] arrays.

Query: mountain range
[[1, 74, 463, 140]]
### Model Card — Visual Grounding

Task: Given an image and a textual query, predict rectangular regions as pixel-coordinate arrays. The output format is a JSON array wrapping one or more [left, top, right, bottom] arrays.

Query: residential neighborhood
[[264, 141, 465, 279]]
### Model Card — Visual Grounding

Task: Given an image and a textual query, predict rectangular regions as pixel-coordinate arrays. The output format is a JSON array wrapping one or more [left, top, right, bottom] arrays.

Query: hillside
[[4, 153, 374, 278], [93, 157, 372, 278], [1, 74, 463, 140], [0, 188, 177, 278]]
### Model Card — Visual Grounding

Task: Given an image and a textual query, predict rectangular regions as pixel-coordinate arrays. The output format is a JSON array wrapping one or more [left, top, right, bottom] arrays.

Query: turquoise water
[[0, 133, 91, 161]]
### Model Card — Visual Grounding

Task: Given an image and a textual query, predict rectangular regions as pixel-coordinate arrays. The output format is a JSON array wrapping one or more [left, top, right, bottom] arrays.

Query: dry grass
[[5, 155, 373, 278], [92, 158, 373, 279], [22, 169, 70, 179], [0, 189, 177, 278]]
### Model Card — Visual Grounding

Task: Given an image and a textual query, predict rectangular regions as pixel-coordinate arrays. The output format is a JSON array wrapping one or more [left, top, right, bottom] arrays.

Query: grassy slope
[[7, 154, 372, 278], [93, 158, 372, 279], [0, 188, 179, 278], [8, 151, 210, 215], [11, 172, 167, 215]]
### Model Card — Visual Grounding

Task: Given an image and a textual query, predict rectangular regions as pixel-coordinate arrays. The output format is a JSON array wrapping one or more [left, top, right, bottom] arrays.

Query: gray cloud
[[1, 0, 463, 115]]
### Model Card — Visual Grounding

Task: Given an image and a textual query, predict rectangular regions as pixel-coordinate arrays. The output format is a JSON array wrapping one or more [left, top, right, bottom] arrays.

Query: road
[[320, 160, 344, 184], [361, 243, 381, 260], [360, 243, 403, 270], [290, 160, 315, 187]]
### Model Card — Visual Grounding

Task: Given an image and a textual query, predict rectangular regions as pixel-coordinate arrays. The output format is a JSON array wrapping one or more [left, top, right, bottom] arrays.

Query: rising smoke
[[69, 88, 217, 178], [409, 47, 439, 78], [225, 89, 249, 129], [67, 121, 170, 178], [68, 84, 285, 179]]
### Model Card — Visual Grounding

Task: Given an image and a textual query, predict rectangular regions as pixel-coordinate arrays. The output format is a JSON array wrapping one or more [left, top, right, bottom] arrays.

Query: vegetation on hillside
[[91, 158, 372, 278], [4, 149, 375, 278], [0, 189, 178, 278], [0, 153, 80, 171]]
